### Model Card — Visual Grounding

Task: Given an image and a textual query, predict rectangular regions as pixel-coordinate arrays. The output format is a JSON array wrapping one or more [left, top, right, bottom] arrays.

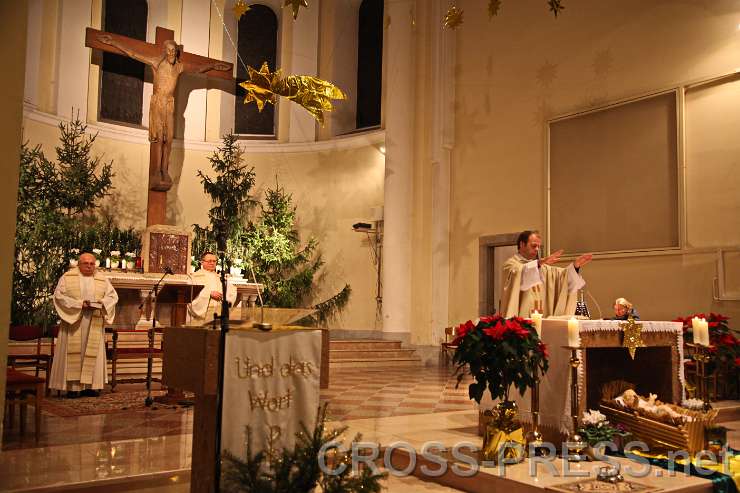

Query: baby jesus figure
[[615, 389, 691, 425]]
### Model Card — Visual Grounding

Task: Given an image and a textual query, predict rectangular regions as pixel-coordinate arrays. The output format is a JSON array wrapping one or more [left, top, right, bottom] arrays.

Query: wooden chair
[[5, 368, 45, 442], [105, 327, 164, 392], [440, 326, 459, 365], [7, 325, 58, 394]]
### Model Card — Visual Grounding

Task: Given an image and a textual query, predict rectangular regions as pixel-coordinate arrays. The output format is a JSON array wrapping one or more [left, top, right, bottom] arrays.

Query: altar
[[481, 319, 685, 441]]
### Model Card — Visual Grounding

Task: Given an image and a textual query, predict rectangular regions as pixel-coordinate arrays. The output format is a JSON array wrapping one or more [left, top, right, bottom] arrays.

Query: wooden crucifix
[[86, 27, 234, 226]]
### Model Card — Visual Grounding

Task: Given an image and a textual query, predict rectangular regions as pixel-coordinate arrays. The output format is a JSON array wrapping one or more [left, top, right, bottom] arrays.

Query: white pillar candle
[[696, 318, 710, 346], [531, 310, 543, 338], [105, 257, 111, 269], [567, 317, 580, 347]]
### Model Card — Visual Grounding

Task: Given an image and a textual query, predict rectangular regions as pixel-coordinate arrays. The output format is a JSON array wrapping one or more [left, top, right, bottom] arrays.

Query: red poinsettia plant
[[452, 315, 549, 404], [674, 312, 740, 368]]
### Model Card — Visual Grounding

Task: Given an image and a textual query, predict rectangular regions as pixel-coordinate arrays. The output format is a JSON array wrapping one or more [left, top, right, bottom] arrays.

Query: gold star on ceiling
[[488, 0, 502, 18], [232, 0, 251, 21], [239, 61, 346, 125], [443, 5, 464, 30], [620, 316, 645, 360], [284, 0, 308, 20], [548, 0, 565, 18]]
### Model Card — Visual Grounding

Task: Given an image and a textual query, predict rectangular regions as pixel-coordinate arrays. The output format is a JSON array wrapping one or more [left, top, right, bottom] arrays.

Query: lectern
[[162, 325, 329, 493]]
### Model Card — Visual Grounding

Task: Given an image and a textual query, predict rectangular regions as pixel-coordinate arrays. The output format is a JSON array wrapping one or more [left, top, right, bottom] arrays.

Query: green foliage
[[197, 134, 256, 250], [453, 315, 549, 403], [13, 116, 137, 329], [221, 405, 386, 493], [192, 162, 351, 326]]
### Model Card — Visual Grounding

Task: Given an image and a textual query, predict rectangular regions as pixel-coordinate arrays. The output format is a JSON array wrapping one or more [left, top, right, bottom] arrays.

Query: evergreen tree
[[243, 183, 351, 325], [13, 116, 114, 328], [196, 134, 256, 251]]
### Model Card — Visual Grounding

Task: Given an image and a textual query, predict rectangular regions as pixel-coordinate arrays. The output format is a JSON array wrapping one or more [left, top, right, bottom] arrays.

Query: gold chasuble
[[500, 253, 585, 318], [49, 268, 118, 391]]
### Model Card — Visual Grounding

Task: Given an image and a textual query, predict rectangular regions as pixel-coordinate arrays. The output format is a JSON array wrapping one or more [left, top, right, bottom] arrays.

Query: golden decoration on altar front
[[488, 0, 502, 18], [239, 62, 346, 125], [442, 5, 464, 30], [232, 0, 251, 20], [620, 316, 645, 360], [284, 0, 308, 20]]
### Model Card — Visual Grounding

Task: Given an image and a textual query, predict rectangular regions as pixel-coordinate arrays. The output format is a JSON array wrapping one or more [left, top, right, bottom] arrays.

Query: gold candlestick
[[691, 343, 713, 412], [563, 346, 586, 461], [526, 373, 545, 456]]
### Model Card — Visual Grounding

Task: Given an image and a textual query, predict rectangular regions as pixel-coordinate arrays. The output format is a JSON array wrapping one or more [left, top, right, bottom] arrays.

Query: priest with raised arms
[[49, 252, 118, 397], [501, 230, 593, 318], [188, 251, 237, 325]]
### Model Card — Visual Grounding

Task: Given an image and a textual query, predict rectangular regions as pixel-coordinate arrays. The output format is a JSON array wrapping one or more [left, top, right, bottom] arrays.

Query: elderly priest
[[500, 230, 593, 318], [188, 251, 237, 325], [49, 252, 118, 397]]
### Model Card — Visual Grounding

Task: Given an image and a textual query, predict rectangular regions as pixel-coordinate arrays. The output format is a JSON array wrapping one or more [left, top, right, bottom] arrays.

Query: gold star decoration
[[548, 0, 565, 18], [620, 316, 645, 360], [488, 0, 502, 18], [442, 5, 464, 30], [239, 61, 346, 125], [232, 0, 251, 20], [284, 0, 308, 20]]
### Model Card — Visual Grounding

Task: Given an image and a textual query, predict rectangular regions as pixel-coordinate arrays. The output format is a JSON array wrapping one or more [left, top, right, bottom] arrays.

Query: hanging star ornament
[[232, 0, 251, 20], [488, 0, 502, 18], [548, 0, 565, 17], [284, 0, 308, 20], [620, 316, 645, 360], [442, 5, 464, 29], [239, 61, 346, 125]]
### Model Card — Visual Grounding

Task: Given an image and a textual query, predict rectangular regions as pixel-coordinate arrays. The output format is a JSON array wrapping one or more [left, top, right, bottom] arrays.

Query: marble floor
[[1, 365, 738, 492]]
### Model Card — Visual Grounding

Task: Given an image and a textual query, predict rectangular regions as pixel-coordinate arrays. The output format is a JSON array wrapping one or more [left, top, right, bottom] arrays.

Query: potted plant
[[452, 315, 549, 462], [125, 252, 136, 270], [110, 250, 121, 269], [578, 410, 627, 459]]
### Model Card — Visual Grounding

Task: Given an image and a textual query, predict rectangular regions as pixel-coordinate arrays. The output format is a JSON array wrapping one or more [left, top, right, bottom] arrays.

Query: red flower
[[735, 357, 740, 367], [483, 321, 507, 340], [719, 334, 738, 347], [457, 320, 475, 339], [709, 322, 719, 328], [538, 341, 549, 358]]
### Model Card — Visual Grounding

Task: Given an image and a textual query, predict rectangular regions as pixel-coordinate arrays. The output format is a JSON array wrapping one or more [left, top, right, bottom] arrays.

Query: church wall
[[21, 113, 385, 331], [0, 0, 28, 433], [449, 0, 740, 324]]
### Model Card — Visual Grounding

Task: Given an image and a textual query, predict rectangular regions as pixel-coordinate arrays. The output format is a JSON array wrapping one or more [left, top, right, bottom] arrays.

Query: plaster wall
[[450, 0, 740, 325]]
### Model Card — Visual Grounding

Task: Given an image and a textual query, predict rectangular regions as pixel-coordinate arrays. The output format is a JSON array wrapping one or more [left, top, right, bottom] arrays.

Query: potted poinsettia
[[578, 410, 628, 458], [452, 315, 549, 462]]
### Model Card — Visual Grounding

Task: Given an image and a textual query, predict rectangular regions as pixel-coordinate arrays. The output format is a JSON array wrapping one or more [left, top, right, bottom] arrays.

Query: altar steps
[[714, 400, 740, 423], [329, 339, 421, 368]]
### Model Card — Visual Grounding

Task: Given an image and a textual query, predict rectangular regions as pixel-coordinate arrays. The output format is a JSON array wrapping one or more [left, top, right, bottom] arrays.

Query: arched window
[[356, 0, 383, 129], [99, 0, 148, 125], [235, 4, 278, 136]]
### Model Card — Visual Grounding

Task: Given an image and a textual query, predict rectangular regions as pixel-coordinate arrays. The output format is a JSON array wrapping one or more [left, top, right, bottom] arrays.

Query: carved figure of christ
[[85, 27, 234, 225]]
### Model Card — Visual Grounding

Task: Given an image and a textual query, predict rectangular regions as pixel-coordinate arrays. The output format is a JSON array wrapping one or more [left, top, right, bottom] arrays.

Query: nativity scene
[[0, 1, 739, 492]]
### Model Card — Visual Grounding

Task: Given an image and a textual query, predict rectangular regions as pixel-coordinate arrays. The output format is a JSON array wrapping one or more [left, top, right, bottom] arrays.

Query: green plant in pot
[[578, 410, 628, 459], [453, 315, 549, 463]]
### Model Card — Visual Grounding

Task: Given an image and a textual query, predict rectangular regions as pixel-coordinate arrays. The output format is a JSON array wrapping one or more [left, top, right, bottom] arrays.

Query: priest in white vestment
[[49, 252, 118, 396], [500, 230, 593, 318], [188, 251, 237, 325]]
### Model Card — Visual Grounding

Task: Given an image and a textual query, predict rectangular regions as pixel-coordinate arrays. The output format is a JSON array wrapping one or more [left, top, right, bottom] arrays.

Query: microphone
[[164, 265, 174, 275]]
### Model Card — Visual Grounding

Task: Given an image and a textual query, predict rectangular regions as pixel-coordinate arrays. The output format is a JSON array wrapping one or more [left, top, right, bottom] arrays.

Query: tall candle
[[531, 310, 543, 338], [567, 317, 580, 347], [105, 257, 111, 269]]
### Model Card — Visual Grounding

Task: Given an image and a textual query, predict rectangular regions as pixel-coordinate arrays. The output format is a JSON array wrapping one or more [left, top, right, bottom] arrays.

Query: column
[[286, 0, 319, 142], [381, 0, 415, 338], [179, 0, 211, 141]]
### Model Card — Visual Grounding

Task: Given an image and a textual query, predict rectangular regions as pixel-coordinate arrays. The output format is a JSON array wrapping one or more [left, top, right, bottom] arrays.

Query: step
[[329, 357, 422, 369], [713, 400, 740, 423], [330, 339, 402, 350], [330, 348, 417, 360]]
